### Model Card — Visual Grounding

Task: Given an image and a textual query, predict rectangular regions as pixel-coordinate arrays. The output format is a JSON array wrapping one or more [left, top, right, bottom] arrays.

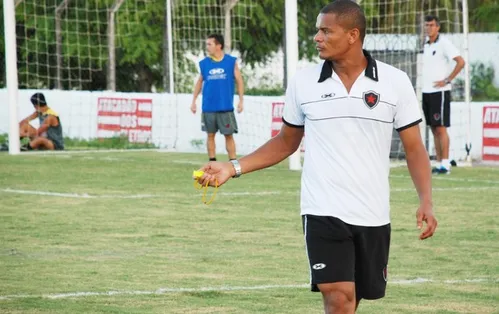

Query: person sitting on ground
[[19, 92, 65, 151]]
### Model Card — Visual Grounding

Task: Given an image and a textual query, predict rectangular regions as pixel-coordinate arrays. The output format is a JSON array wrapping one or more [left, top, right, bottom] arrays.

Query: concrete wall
[[1, 89, 495, 161]]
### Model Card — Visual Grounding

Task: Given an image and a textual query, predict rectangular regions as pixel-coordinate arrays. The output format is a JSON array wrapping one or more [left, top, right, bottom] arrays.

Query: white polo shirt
[[422, 34, 460, 93], [283, 50, 422, 227]]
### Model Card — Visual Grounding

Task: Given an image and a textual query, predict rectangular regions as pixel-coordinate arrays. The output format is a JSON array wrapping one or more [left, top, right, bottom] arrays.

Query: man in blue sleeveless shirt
[[19, 92, 65, 151], [191, 34, 244, 161]]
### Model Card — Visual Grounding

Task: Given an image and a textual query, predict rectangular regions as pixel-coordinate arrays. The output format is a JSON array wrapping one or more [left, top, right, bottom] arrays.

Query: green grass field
[[0, 151, 498, 313]]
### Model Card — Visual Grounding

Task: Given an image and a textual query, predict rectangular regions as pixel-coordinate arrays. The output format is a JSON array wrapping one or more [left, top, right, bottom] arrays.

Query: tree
[[0, 0, 164, 92], [1, 0, 498, 91], [115, 0, 165, 92], [469, 0, 499, 31]]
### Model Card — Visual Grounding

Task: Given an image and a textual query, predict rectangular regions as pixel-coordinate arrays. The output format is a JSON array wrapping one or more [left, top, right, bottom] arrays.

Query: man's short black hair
[[425, 15, 440, 26], [207, 33, 224, 49], [30, 92, 47, 106], [320, 0, 366, 42]]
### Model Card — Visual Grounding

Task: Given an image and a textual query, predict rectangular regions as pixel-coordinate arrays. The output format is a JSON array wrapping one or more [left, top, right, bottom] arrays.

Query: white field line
[[2, 186, 499, 200], [0, 188, 155, 199], [217, 191, 283, 196], [17, 148, 160, 156], [81, 156, 124, 161], [391, 174, 499, 185], [171, 160, 278, 170], [171, 160, 205, 166], [220, 186, 499, 196], [0, 278, 497, 300], [34, 155, 128, 162], [392, 186, 499, 192]]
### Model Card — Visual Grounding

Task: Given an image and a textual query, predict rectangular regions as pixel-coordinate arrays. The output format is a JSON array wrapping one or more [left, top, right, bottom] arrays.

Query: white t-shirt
[[422, 35, 460, 93], [283, 51, 422, 226]]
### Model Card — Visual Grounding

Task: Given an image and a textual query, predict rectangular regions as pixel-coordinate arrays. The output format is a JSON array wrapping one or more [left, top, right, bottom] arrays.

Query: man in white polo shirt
[[196, 1, 437, 313], [422, 15, 465, 174]]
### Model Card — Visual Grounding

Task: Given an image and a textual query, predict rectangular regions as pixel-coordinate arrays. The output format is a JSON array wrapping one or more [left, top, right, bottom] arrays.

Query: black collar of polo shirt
[[318, 49, 378, 83], [425, 34, 440, 44]]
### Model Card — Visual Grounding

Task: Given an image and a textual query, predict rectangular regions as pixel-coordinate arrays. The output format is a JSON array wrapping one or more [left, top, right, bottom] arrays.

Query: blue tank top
[[199, 55, 237, 112]]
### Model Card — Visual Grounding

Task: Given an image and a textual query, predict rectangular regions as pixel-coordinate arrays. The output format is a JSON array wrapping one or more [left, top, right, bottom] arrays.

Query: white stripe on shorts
[[303, 215, 312, 285], [441, 91, 445, 126]]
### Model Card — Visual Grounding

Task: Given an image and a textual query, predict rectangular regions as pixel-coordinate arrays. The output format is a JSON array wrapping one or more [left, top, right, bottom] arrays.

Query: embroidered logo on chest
[[363, 90, 380, 109]]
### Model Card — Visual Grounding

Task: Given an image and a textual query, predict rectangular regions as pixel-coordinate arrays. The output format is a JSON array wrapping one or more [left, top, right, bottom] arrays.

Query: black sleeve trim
[[282, 117, 304, 128], [396, 118, 422, 132]]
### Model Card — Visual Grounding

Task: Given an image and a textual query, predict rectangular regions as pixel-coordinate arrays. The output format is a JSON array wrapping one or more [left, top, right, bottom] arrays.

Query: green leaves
[[471, 0, 499, 31], [470, 62, 499, 100], [0, 0, 498, 92]]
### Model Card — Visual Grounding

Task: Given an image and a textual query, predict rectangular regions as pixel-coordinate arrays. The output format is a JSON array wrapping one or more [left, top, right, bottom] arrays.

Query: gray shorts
[[201, 111, 238, 135]]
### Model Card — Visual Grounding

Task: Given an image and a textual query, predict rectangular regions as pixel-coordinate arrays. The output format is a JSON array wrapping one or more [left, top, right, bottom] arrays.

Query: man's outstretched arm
[[238, 124, 303, 175], [19, 112, 37, 125], [198, 124, 304, 186], [399, 124, 438, 240], [190, 76, 203, 114], [234, 63, 244, 113]]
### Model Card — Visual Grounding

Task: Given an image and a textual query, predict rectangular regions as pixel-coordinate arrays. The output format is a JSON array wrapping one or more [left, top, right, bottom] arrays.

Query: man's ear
[[349, 28, 360, 44]]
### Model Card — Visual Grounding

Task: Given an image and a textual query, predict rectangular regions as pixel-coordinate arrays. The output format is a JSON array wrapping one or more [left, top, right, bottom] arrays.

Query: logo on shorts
[[363, 90, 380, 109], [312, 263, 326, 270], [434, 113, 441, 121], [382, 266, 388, 282]]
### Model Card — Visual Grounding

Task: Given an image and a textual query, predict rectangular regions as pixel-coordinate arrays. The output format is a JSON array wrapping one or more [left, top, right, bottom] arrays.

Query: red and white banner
[[97, 97, 152, 143], [482, 106, 499, 161], [271, 102, 285, 137], [271, 101, 305, 151]]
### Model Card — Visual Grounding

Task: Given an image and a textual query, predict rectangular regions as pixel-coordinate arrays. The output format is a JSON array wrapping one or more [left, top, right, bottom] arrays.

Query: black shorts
[[50, 140, 64, 150], [47, 137, 64, 150], [201, 111, 238, 135], [422, 91, 451, 127], [302, 215, 391, 300]]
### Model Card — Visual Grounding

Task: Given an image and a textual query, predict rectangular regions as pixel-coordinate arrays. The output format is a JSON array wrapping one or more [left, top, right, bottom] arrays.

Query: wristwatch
[[444, 78, 451, 84], [229, 159, 242, 178]]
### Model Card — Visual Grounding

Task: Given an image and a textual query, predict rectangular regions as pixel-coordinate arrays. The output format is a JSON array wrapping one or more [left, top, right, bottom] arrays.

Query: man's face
[[425, 20, 440, 37], [205, 38, 220, 56], [314, 13, 352, 60], [33, 104, 41, 112]]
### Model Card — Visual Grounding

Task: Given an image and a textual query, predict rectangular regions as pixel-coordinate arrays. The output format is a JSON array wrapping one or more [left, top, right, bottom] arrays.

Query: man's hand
[[196, 161, 235, 187], [190, 102, 197, 114], [237, 100, 244, 113], [433, 80, 448, 88], [416, 202, 438, 240]]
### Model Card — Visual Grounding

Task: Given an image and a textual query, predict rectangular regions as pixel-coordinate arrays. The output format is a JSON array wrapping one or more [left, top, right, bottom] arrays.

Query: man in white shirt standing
[[196, 1, 438, 313], [422, 15, 465, 174]]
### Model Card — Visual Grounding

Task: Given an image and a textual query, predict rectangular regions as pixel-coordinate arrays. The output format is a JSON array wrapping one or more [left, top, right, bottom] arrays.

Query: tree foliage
[[469, 0, 499, 32], [0, 0, 497, 91]]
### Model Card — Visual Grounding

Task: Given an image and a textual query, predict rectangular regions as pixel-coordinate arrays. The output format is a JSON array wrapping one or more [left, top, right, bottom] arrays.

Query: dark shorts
[[47, 137, 64, 150], [302, 215, 391, 300], [423, 91, 451, 127], [201, 111, 238, 135]]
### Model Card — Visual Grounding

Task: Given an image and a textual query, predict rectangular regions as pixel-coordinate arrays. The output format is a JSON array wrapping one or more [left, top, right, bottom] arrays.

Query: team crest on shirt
[[363, 90, 380, 109]]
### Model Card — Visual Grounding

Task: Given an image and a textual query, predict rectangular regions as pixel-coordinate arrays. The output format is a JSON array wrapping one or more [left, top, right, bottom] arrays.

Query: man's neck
[[429, 34, 439, 43], [331, 49, 368, 79], [210, 52, 224, 61]]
